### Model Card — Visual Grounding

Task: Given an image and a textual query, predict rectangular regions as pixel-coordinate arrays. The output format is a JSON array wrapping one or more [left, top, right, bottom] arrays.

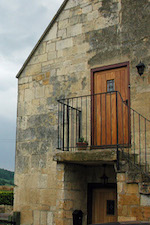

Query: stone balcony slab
[[53, 149, 117, 165]]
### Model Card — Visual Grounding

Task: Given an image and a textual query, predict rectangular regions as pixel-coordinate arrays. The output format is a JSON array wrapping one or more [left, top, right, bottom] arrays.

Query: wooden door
[[92, 66, 130, 146], [92, 188, 117, 224]]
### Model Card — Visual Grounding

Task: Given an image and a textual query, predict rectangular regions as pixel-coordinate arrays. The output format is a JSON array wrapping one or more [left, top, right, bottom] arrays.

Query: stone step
[[119, 150, 139, 163], [118, 157, 150, 183]]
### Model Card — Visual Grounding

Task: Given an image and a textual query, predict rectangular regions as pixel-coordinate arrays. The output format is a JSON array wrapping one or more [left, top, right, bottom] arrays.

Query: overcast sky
[[0, 0, 64, 171]]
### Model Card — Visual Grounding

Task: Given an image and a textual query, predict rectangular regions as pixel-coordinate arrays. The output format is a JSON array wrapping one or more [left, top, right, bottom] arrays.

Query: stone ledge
[[53, 149, 117, 165]]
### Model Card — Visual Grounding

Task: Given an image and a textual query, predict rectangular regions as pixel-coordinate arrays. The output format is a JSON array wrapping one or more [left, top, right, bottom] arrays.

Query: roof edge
[[16, 0, 69, 78]]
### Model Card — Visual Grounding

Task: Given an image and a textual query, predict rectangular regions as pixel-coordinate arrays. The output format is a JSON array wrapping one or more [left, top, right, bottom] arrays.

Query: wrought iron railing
[[57, 91, 150, 173]]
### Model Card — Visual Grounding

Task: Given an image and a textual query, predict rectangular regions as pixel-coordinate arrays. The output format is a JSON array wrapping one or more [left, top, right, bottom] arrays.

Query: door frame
[[87, 183, 117, 225], [91, 62, 130, 147]]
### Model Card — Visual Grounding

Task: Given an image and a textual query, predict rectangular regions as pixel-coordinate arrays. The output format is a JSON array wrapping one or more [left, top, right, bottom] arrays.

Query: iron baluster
[[133, 111, 135, 164], [95, 94, 97, 146], [62, 102, 65, 151], [71, 98, 73, 150], [127, 99, 130, 160], [86, 96, 87, 142], [81, 96, 83, 138], [60, 103, 62, 149], [67, 100, 69, 151], [145, 118, 147, 172], [139, 115, 141, 167], [122, 96, 124, 150], [77, 97, 78, 142], [79, 111, 81, 140], [116, 92, 119, 170], [110, 92, 112, 145], [58, 102, 60, 149], [105, 93, 107, 145], [100, 94, 102, 145], [91, 94, 94, 146]]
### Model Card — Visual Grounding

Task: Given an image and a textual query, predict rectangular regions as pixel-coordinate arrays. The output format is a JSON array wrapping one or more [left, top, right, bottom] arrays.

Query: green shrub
[[0, 191, 14, 205], [0, 178, 14, 186]]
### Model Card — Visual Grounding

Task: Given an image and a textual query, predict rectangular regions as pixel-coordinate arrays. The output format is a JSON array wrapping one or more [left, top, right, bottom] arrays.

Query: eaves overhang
[[16, 0, 69, 79]]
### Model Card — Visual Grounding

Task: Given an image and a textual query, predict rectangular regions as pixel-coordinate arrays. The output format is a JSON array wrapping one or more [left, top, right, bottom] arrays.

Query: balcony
[[57, 91, 150, 173]]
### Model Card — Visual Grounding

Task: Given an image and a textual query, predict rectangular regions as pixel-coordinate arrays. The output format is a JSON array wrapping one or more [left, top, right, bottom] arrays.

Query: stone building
[[14, 0, 150, 224]]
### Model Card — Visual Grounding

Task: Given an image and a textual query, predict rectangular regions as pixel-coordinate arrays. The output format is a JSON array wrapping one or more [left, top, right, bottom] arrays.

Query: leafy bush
[[0, 178, 14, 186], [0, 191, 14, 205], [0, 169, 14, 185]]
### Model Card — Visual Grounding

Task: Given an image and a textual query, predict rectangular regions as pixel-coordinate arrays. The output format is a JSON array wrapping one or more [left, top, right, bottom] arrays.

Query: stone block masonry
[[55, 163, 86, 225], [117, 173, 150, 221], [14, 0, 150, 224]]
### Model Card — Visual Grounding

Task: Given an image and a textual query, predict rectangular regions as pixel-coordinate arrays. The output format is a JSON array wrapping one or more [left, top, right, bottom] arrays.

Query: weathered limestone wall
[[14, 0, 150, 224], [56, 163, 87, 225], [56, 163, 116, 225], [117, 173, 150, 221]]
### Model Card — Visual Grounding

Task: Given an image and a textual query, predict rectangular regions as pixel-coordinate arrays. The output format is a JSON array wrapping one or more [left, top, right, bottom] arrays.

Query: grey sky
[[0, 0, 64, 171]]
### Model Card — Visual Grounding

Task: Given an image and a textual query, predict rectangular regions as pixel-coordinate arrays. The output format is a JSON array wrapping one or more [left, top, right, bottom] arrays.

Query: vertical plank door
[[92, 188, 117, 223], [93, 66, 130, 147]]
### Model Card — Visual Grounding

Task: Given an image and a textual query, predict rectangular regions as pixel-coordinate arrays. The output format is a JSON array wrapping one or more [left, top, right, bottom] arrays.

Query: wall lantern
[[136, 61, 145, 76], [101, 164, 109, 185]]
